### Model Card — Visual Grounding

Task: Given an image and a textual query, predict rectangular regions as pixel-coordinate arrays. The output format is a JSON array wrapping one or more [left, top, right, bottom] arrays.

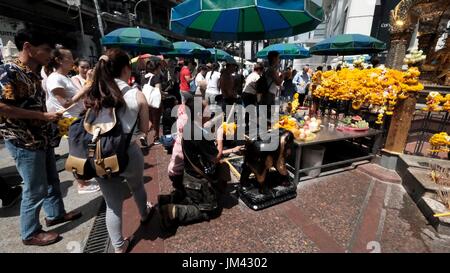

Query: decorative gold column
[[384, 1, 420, 153]]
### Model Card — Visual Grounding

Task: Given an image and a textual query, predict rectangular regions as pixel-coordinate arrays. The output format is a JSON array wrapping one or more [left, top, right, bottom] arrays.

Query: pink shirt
[[168, 104, 188, 176]]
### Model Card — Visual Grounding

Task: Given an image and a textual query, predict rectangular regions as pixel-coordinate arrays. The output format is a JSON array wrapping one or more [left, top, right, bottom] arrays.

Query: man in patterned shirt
[[0, 28, 81, 246]]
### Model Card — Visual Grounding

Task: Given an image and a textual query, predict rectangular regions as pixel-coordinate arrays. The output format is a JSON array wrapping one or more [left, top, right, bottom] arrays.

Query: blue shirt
[[293, 71, 310, 94]]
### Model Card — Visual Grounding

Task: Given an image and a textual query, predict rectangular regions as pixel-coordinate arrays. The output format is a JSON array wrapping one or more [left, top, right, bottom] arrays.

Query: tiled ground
[[0, 140, 103, 253], [121, 144, 450, 253]]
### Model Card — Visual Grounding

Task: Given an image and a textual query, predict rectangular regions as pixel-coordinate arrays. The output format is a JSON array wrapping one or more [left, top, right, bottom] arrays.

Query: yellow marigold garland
[[423, 92, 450, 112], [313, 67, 424, 124], [57, 117, 77, 137], [222, 122, 237, 136], [429, 132, 450, 153]]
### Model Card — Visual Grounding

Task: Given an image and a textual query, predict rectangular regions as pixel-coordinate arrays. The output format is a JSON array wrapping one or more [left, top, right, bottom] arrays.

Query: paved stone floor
[[1, 140, 450, 253], [0, 139, 103, 253], [121, 145, 450, 253]]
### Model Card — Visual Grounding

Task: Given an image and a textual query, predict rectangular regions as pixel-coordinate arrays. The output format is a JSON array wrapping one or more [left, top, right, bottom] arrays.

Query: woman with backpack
[[84, 49, 154, 253]]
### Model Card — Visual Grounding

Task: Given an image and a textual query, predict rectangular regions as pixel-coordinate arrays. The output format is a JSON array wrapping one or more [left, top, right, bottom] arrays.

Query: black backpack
[[256, 69, 273, 94], [65, 90, 137, 180]]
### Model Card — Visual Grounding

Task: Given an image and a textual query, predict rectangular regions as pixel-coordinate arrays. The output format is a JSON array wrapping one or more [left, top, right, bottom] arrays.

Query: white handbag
[[142, 75, 161, 108]]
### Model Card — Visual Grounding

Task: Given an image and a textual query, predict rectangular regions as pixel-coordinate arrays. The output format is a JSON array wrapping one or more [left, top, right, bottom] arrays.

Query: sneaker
[[140, 202, 155, 224], [78, 183, 100, 194], [114, 238, 130, 253], [2, 186, 22, 208]]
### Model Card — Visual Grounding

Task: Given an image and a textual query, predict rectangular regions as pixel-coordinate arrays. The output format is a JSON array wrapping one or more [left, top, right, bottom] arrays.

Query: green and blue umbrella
[[206, 48, 232, 61], [256, 43, 310, 59], [170, 0, 324, 41], [101, 27, 173, 54], [309, 34, 387, 56], [164, 41, 211, 58]]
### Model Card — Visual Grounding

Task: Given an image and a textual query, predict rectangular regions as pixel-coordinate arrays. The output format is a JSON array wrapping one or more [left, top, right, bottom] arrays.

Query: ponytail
[[84, 48, 129, 112]]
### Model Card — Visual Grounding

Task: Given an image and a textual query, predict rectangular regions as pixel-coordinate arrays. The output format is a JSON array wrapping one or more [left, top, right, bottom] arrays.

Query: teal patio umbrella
[[164, 41, 210, 58], [309, 34, 386, 56], [206, 48, 232, 61], [256, 43, 311, 59], [170, 0, 324, 41], [101, 27, 173, 54]]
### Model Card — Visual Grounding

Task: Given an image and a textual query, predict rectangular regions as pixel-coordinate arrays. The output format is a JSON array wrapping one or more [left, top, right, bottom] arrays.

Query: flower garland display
[[429, 132, 450, 153], [57, 117, 77, 137], [311, 70, 322, 85], [222, 122, 237, 136], [313, 67, 424, 124], [423, 92, 450, 112], [353, 56, 367, 69], [273, 115, 320, 141], [404, 49, 426, 66], [291, 93, 301, 114], [445, 95, 450, 112]]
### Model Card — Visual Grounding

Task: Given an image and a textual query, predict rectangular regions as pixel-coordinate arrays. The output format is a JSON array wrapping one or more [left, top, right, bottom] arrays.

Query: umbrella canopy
[[224, 55, 238, 65], [170, 0, 324, 41], [256, 43, 310, 59], [309, 34, 386, 56], [101, 27, 173, 54], [164, 41, 211, 58], [206, 48, 232, 61]]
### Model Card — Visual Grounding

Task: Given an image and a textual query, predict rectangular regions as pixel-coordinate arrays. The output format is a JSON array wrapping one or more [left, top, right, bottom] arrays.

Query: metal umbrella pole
[[241, 41, 244, 73], [215, 47, 217, 63]]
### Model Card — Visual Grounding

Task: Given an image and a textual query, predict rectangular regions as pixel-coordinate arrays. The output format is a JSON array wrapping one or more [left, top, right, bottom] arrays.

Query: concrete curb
[[357, 163, 402, 184]]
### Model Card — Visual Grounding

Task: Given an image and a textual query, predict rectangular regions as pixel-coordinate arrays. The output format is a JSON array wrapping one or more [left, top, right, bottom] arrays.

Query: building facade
[[0, 0, 208, 63], [285, 0, 402, 70]]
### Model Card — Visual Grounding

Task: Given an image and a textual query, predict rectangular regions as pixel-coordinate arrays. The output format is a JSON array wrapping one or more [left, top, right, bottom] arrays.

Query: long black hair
[[84, 48, 129, 112], [210, 63, 220, 80]]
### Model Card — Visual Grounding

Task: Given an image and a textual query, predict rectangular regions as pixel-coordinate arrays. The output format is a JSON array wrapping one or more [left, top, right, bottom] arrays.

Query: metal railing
[[404, 85, 450, 158]]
